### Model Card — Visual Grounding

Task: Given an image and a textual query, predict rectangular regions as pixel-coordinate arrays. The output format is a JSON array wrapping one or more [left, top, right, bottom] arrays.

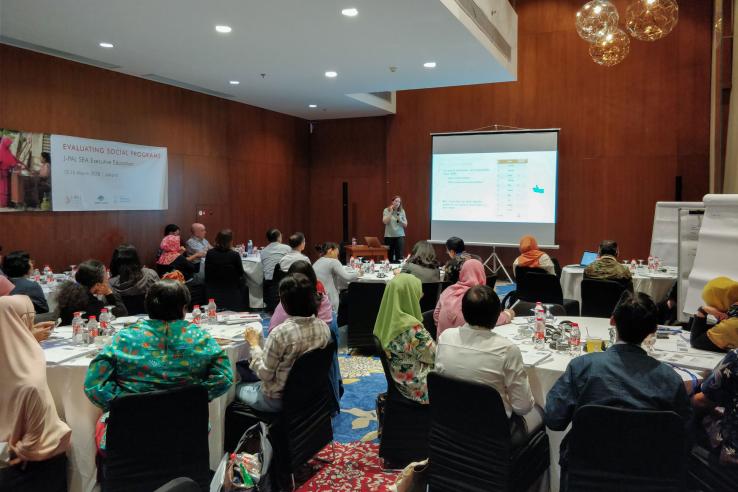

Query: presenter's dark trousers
[[384, 236, 405, 263]]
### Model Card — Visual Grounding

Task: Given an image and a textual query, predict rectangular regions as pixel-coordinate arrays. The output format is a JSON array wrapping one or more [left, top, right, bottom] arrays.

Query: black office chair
[[264, 264, 285, 312], [512, 301, 567, 318], [688, 443, 738, 491], [347, 282, 386, 350], [373, 336, 430, 468], [486, 273, 498, 287], [565, 405, 686, 492], [204, 282, 248, 311], [580, 279, 627, 318], [224, 343, 335, 487], [517, 270, 580, 316], [420, 282, 442, 313], [120, 294, 146, 315], [427, 372, 550, 492], [153, 478, 201, 492], [422, 309, 437, 340], [100, 386, 210, 492]]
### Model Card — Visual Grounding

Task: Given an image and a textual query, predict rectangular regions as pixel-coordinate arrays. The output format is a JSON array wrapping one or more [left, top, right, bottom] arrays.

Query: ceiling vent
[[452, 0, 512, 61], [140, 74, 234, 99], [0, 36, 122, 69]]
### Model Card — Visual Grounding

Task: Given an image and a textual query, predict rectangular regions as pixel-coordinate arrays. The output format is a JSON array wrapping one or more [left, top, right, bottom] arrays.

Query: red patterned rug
[[296, 442, 400, 491]]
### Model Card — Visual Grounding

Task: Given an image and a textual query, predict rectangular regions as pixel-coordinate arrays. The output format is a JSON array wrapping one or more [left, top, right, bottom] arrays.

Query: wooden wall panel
[[0, 44, 309, 270], [309, 0, 713, 267]]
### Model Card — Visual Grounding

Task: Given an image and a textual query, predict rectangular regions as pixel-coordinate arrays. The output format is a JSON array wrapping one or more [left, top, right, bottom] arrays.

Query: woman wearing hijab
[[0, 296, 71, 491], [434, 259, 514, 339], [691, 276, 738, 352], [0, 136, 23, 208], [373, 273, 435, 404], [512, 235, 555, 275], [155, 234, 195, 281]]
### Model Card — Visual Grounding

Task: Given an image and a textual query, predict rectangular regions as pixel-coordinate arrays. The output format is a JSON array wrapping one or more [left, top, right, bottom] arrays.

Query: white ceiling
[[0, 0, 516, 120]]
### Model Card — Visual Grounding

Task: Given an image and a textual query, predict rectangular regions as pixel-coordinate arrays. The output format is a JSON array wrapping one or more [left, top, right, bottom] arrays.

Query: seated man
[[583, 239, 632, 288], [238, 273, 330, 412], [185, 223, 211, 260], [3, 250, 48, 313], [436, 284, 542, 445], [545, 292, 692, 468], [278, 232, 311, 272], [442, 236, 481, 284], [261, 228, 291, 282]]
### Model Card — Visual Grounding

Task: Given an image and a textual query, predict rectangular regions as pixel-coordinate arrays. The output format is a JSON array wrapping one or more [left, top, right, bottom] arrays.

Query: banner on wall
[[0, 128, 168, 212]]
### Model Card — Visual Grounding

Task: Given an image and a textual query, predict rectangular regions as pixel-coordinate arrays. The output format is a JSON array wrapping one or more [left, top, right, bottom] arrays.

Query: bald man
[[185, 223, 211, 263]]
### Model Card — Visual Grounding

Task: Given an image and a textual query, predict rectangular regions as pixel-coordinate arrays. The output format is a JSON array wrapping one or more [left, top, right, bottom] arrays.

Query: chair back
[[153, 478, 201, 492], [420, 282, 442, 312], [567, 405, 686, 491], [422, 309, 437, 340], [517, 270, 564, 305], [486, 273, 498, 288], [264, 264, 285, 312], [427, 372, 513, 491], [276, 341, 336, 473], [581, 278, 627, 318], [121, 294, 146, 315], [347, 282, 386, 350], [102, 386, 210, 492], [204, 282, 247, 311]]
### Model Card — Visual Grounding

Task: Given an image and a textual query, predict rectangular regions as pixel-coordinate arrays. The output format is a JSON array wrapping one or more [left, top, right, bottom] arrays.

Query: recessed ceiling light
[[341, 8, 359, 17], [423, 61, 437, 68], [215, 25, 232, 33], [99, 42, 114, 48], [309, 104, 318, 108], [325, 71, 338, 78], [229, 80, 240, 85]]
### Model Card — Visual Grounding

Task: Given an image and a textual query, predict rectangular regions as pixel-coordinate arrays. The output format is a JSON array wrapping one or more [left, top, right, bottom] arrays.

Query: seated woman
[[238, 274, 331, 412], [155, 234, 196, 281], [692, 348, 738, 465], [109, 244, 159, 298], [401, 240, 441, 283], [269, 260, 333, 332], [0, 296, 71, 492], [56, 259, 128, 325], [2, 251, 48, 314], [434, 259, 514, 339], [373, 273, 435, 404], [83, 280, 233, 451], [691, 276, 738, 352], [313, 242, 358, 312], [0, 275, 13, 297], [204, 229, 247, 311], [512, 235, 555, 276]]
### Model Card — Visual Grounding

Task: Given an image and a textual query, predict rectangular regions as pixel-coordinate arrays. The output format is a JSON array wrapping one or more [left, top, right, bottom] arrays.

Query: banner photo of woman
[[0, 129, 53, 212]]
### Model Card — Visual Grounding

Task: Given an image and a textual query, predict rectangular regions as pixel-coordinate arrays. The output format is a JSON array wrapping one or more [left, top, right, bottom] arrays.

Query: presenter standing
[[383, 196, 407, 262]]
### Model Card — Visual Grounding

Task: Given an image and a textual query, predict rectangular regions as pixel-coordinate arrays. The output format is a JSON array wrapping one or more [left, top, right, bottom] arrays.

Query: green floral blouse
[[384, 324, 436, 404], [84, 318, 234, 410]]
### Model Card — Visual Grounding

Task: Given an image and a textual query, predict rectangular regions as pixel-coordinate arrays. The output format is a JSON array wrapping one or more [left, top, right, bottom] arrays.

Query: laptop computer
[[365, 236, 383, 248], [579, 251, 598, 267]]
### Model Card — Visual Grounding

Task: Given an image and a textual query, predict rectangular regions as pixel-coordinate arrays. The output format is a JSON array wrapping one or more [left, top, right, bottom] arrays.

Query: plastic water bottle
[[647, 255, 654, 272], [33, 268, 41, 282], [207, 298, 217, 325], [247, 240, 254, 256], [87, 316, 99, 341], [72, 312, 85, 345], [569, 323, 581, 355], [369, 259, 375, 272], [534, 302, 546, 349], [192, 305, 202, 326], [99, 308, 112, 336], [630, 259, 637, 273], [352, 237, 357, 246]]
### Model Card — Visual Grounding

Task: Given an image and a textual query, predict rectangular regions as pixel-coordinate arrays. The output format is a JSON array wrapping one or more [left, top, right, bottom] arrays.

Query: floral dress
[[701, 348, 738, 464], [84, 318, 234, 449], [385, 324, 435, 404]]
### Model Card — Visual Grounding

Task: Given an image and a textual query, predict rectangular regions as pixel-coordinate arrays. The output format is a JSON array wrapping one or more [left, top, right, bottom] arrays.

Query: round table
[[493, 316, 720, 492], [560, 265, 677, 305], [43, 316, 258, 492]]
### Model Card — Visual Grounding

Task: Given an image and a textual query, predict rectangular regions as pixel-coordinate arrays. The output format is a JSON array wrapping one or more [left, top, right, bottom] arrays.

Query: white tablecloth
[[43, 321, 253, 492], [241, 257, 264, 309], [560, 265, 677, 305], [493, 316, 721, 492]]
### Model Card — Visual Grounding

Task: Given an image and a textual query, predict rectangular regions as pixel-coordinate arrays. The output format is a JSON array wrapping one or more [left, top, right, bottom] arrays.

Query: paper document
[[208, 322, 261, 341], [44, 344, 98, 365], [520, 349, 553, 367], [652, 352, 722, 372]]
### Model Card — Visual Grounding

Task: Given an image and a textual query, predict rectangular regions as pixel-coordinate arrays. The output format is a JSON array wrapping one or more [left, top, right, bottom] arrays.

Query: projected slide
[[432, 151, 557, 223]]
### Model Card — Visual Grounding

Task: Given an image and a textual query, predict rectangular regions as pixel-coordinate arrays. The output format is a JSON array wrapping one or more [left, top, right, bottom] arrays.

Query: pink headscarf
[[0, 275, 14, 297], [0, 136, 21, 171], [0, 296, 71, 461], [434, 259, 486, 337], [157, 235, 182, 266]]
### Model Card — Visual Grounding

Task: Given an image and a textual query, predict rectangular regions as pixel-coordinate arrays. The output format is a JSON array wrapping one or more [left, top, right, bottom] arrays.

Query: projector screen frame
[[429, 128, 561, 248]]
